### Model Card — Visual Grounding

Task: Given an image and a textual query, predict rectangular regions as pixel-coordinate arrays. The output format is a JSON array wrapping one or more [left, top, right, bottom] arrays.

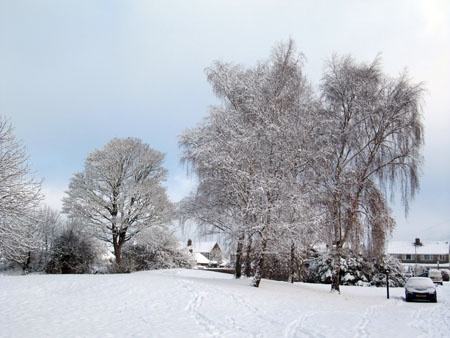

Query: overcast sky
[[1, 0, 449, 241]]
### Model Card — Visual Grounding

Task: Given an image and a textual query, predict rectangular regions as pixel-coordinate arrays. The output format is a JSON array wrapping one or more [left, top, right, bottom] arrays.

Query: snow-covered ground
[[1, 269, 449, 337]]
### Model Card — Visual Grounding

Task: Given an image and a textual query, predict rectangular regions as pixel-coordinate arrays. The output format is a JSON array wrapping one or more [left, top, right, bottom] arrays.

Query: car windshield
[[406, 277, 434, 288]]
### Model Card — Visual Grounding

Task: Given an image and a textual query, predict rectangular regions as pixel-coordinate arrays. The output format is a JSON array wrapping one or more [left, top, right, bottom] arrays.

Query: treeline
[[1, 40, 423, 289], [0, 118, 191, 274]]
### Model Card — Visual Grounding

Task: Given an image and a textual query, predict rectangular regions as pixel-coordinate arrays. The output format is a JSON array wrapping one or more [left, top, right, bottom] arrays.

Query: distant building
[[387, 238, 449, 274], [186, 239, 223, 267]]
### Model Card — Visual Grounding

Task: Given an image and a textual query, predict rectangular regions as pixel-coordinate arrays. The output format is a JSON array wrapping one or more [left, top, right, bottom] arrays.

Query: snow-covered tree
[[320, 55, 424, 291], [0, 117, 42, 270], [180, 41, 423, 290], [62, 137, 173, 269], [180, 40, 323, 287], [33, 206, 64, 271], [45, 221, 98, 274]]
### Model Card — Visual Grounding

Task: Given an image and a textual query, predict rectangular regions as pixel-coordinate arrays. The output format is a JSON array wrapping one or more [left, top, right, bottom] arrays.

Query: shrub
[[45, 229, 97, 274], [305, 250, 407, 287], [120, 226, 194, 272], [306, 251, 372, 285], [370, 255, 407, 287]]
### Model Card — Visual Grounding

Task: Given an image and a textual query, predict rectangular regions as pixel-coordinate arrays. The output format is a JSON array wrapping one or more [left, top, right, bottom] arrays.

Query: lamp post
[[414, 244, 417, 276], [413, 238, 422, 276], [385, 268, 390, 299]]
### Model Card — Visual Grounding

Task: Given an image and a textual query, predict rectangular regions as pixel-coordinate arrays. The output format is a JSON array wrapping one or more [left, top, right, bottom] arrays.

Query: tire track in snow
[[402, 283, 450, 337], [354, 295, 412, 338], [409, 298, 448, 337]]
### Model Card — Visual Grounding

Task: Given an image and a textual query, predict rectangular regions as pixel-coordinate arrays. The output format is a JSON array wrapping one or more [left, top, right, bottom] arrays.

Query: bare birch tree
[[180, 40, 322, 287]]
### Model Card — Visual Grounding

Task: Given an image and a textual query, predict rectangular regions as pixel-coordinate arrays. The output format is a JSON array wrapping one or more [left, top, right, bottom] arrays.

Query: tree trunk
[[251, 234, 267, 288], [288, 241, 296, 283], [113, 240, 122, 266], [331, 197, 342, 293], [244, 234, 253, 277], [22, 251, 32, 273], [234, 234, 244, 279], [331, 244, 341, 293], [331, 195, 360, 291]]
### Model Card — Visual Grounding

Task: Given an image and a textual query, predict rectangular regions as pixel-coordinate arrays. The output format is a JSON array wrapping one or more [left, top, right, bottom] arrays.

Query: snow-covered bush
[[121, 243, 193, 272], [306, 251, 372, 286], [305, 250, 407, 287], [262, 251, 292, 281], [369, 255, 406, 287], [120, 226, 194, 272], [45, 229, 97, 274]]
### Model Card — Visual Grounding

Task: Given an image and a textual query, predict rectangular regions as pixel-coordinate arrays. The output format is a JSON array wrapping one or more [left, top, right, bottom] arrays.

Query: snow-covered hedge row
[[304, 251, 407, 287]]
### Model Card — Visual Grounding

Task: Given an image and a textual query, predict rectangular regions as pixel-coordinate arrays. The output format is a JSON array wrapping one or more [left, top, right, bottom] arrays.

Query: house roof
[[387, 240, 449, 255], [189, 241, 220, 253], [193, 252, 210, 264]]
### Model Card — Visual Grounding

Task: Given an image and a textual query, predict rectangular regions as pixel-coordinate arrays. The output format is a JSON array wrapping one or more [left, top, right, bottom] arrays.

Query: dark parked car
[[440, 269, 450, 282], [405, 277, 437, 302]]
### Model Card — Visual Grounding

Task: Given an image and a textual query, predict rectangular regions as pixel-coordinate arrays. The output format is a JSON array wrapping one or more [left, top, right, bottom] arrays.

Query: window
[[404, 254, 412, 261], [438, 255, 447, 261], [421, 255, 433, 261]]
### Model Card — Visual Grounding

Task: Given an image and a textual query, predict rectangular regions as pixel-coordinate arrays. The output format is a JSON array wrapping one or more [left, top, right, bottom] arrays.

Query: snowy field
[[1, 269, 449, 338]]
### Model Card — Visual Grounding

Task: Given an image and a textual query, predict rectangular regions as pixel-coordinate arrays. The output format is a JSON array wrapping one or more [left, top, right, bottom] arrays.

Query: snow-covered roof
[[387, 240, 449, 255], [190, 241, 219, 253], [193, 252, 210, 264]]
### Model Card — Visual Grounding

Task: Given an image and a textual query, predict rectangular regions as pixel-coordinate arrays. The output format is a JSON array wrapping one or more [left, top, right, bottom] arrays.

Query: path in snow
[[1, 269, 449, 337]]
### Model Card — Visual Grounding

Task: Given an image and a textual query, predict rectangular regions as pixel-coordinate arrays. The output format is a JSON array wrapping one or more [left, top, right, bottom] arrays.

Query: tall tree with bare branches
[[62, 138, 173, 269], [179, 40, 322, 287], [320, 55, 424, 291], [0, 116, 42, 270]]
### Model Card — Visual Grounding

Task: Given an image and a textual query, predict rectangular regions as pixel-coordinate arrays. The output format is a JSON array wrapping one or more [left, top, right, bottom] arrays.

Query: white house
[[387, 238, 449, 274], [185, 239, 224, 267]]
